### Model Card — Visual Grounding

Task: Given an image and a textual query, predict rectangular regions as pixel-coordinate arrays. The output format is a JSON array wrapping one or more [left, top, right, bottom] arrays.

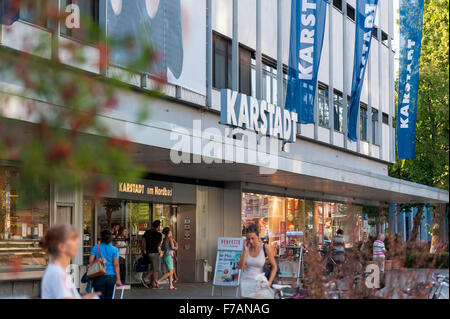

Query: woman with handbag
[[40, 224, 101, 299], [89, 230, 122, 299]]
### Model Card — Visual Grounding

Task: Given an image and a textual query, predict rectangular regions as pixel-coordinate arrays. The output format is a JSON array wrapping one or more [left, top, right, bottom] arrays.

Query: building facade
[[0, 0, 448, 297]]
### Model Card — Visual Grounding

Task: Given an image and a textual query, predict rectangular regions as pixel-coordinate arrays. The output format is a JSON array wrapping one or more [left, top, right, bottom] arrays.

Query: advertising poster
[[213, 238, 243, 287]]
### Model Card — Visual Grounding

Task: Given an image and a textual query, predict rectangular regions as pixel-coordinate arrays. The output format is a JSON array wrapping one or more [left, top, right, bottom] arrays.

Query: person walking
[[115, 226, 128, 284], [172, 238, 179, 283], [238, 224, 277, 288], [156, 227, 178, 290], [110, 223, 120, 239], [89, 230, 122, 299], [332, 229, 346, 262], [373, 233, 387, 273], [40, 224, 100, 299], [331, 229, 346, 276], [141, 220, 163, 288]]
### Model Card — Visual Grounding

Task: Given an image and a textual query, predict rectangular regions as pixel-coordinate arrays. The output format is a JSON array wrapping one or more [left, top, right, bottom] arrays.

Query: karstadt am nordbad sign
[[220, 89, 299, 143]]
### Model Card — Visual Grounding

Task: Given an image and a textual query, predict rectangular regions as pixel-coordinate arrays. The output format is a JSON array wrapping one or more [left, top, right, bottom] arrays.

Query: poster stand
[[211, 237, 243, 298]]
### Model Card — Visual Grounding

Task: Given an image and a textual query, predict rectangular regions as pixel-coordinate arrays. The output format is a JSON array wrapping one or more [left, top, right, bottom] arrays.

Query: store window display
[[243, 193, 364, 251], [241, 193, 285, 253], [0, 167, 49, 272]]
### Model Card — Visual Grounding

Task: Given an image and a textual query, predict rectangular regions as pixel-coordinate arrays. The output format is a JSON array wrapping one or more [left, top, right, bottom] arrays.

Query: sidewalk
[[123, 282, 239, 299], [120, 269, 448, 299]]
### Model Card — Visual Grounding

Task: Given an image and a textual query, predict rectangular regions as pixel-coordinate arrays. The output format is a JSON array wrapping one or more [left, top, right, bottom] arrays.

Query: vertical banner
[[285, 0, 327, 124], [347, 0, 378, 141], [397, 0, 425, 159]]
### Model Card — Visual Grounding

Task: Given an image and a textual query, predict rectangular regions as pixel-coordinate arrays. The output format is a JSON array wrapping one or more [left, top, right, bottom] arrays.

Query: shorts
[[147, 253, 160, 273], [163, 256, 174, 271]]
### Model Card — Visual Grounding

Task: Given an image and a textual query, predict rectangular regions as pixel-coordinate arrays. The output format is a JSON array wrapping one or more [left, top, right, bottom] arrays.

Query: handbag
[[135, 256, 149, 273], [87, 243, 107, 279]]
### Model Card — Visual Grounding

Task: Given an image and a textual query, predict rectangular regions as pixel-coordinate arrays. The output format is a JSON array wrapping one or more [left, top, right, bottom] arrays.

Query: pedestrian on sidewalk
[[373, 233, 387, 273], [89, 230, 122, 299], [141, 220, 163, 288], [172, 239, 179, 283], [238, 224, 277, 292], [40, 224, 100, 299], [156, 227, 178, 290]]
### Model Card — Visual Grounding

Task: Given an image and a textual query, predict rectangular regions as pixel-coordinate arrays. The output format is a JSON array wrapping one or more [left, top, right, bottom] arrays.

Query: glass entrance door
[[126, 202, 150, 284]]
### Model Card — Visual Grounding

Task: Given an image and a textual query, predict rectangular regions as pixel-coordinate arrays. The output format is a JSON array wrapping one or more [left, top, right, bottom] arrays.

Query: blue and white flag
[[348, 0, 378, 141], [285, 0, 327, 124], [0, 0, 20, 25], [397, 0, 425, 159]]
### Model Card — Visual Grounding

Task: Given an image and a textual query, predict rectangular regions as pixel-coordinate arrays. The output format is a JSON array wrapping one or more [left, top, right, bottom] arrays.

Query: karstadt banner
[[397, 0, 425, 159], [285, 0, 327, 124], [348, 0, 378, 142]]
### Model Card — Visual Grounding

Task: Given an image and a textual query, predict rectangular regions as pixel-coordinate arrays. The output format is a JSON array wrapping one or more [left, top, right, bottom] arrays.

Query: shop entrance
[[83, 199, 184, 284]]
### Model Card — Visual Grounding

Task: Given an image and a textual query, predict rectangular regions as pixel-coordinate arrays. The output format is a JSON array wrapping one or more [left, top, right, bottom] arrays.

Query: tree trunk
[[430, 204, 443, 253], [410, 204, 424, 243]]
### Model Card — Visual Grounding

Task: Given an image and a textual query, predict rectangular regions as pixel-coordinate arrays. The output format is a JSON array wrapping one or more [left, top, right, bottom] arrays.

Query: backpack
[[262, 243, 280, 283]]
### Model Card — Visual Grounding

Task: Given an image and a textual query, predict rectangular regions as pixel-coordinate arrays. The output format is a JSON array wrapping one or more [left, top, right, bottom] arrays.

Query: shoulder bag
[[87, 243, 107, 278]]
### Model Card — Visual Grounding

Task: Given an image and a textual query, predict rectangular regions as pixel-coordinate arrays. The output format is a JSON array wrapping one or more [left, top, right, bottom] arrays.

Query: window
[[261, 59, 278, 105], [61, 0, 100, 42], [347, 4, 356, 21], [213, 33, 253, 96], [213, 33, 232, 90], [372, 27, 379, 40], [318, 84, 329, 128], [239, 47, 252, 96], [333, 0, 343, 11], [334, 91, 343, 132], [381, 31, 389, 46], [372, 109, 379, 145], [19, 0, 48, 27], [382, 113, 389, 124], [0, 167, 50, 272], [360, 105, 368, 141]]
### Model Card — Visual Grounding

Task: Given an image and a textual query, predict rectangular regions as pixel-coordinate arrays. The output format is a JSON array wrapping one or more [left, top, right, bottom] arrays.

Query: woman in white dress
[[238, 224, 277, 288]]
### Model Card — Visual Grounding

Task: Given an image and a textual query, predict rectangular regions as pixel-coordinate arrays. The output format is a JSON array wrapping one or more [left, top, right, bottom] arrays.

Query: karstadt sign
[[220, 89, 298, 143]]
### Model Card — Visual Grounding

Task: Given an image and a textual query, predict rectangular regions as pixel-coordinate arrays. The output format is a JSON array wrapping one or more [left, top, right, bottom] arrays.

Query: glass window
[[318, 86, 329, 128], [381, 31, 389, 46], [372, 27, 379, 40], [242, 193, 285, 254], [347, 4, 356, 21], [372, 109, 379, 145], [334, 91, 343, 132], [360, 106, 368, 141], [213, 34, 231, 90], [239, 47, 252, 96], [0, 167, 49, 272], [82, 199, 95, 265], [19, 0, 48, 28], [251, 59, 256, 98], [333, 0, 343, 11], [60, 0, 100, 42]]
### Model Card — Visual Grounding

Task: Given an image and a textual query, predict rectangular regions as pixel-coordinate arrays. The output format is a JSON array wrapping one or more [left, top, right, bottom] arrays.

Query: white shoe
[[140, 274, 150, 288]]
